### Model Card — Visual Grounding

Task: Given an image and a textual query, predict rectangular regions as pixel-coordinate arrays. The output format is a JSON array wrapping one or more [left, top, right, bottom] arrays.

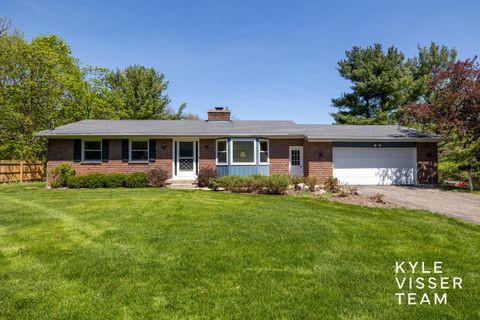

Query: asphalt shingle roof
[[35, 120, 441, 141]]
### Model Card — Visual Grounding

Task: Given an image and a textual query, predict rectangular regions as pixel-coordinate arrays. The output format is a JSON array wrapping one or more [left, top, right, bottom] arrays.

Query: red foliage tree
[[407, 58, 480, 140], [406, 57, 480, 189]]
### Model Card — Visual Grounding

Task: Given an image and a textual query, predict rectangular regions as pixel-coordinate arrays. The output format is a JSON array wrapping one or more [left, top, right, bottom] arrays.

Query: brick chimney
[[207, 107, 231, 121]]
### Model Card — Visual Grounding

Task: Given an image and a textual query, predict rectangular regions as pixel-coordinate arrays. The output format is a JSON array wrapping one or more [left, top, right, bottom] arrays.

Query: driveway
[[356, 186, 480, 224]]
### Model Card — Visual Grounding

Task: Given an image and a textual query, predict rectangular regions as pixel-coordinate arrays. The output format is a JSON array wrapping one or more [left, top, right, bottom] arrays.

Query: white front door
[[289, 146, 303, 176], [176, 141, 196, 177]]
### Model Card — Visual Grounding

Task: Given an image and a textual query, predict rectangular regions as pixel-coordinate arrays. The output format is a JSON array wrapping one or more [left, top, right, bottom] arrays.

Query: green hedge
[[209, 174, 290, 194], [67, 172, 148, 188]]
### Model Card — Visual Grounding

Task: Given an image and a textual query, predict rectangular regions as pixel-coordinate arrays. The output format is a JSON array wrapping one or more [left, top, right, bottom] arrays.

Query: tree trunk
[[467, 160, 474, 191]]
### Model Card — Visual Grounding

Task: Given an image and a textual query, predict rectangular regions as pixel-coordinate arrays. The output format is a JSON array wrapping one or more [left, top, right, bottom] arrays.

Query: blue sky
[[2, 0, 480, 123]]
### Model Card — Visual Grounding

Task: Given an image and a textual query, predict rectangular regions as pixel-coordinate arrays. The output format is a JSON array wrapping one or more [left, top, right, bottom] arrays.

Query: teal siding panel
[[217, 165, 269, 176]]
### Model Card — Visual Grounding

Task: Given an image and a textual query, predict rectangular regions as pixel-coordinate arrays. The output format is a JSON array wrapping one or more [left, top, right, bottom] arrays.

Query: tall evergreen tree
[[331, 44, 412, 124], [406, 42, 457, 104]]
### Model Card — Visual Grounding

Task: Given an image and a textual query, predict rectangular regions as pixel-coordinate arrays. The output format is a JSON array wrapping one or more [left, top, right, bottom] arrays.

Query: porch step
[[166, 178, 197, 189]]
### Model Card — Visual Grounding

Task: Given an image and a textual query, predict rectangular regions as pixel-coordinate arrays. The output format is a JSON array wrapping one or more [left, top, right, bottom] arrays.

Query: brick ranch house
[[36, 107, 440, 185]]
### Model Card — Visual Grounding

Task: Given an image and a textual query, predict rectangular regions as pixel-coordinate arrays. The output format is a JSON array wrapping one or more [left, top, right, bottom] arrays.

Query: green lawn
[[1, 184, 479, 319]]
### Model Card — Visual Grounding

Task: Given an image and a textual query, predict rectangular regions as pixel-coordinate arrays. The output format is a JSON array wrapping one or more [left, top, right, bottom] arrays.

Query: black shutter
[[102, 139, 109, 162], [122, 139, 129, 162], [73, 139, 81, 162], [149, 139, 156, 162]]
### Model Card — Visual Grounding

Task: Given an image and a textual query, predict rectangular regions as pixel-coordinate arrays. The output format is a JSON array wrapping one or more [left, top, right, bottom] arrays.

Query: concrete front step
[[166, 178, 197, 189], [167, 184, 198, 189]]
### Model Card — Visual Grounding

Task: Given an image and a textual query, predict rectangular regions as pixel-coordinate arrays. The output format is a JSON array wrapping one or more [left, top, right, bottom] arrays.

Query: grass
[[0, 183, 479, 319]]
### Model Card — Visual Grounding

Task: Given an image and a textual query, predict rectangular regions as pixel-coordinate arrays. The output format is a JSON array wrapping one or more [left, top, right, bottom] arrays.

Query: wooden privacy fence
[[0, 160, 45, 183]]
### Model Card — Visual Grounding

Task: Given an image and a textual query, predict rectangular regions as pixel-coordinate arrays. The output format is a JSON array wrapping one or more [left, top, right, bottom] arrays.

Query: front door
[[289, 146, 303, 176], [176, 141, 196, 177]]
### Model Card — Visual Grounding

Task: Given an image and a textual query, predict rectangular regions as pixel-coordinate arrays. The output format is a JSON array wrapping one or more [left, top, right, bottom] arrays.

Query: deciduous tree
[[406, 58, 480, 189]]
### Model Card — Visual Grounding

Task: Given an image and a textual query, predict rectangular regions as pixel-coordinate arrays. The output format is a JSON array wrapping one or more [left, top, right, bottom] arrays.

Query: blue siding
[[217, 165, 269, 177]]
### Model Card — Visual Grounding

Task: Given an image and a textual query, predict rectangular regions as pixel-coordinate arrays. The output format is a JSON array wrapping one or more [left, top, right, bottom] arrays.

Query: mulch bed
[[329, 195, 399, 208]]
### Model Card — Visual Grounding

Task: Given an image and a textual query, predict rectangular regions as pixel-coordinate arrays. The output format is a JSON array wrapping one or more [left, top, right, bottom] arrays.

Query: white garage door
[[333, 148, 417, 185]]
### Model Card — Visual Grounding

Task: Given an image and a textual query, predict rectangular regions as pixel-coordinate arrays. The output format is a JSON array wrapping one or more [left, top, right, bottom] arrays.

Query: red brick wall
[[47, 139, 173, 182], [207, 111, 231, 121], [269, 139, 304, 175], [304, 142, 333, 180], [199, 139, 216, 171], [417, 142, 438, 184]]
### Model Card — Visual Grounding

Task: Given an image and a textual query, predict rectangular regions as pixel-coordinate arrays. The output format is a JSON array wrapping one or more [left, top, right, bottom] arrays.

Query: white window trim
[[216, 139, 228, 165], [82, 139, 102, 163], [259, 139, 269, 164], [129, 139, 149, 163], [230, 138, 256, 166]]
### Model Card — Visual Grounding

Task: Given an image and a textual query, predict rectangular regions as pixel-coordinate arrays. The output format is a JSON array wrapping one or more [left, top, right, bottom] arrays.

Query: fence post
[[20, 161, 24, 183]]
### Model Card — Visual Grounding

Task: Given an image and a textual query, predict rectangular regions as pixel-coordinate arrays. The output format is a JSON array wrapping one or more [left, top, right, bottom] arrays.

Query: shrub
[[262, 174, 290, 194], [197, 167, 217, 187], [85, 173, 106, 188], [147, 168, 169, 187], [104, 173, 126, 188], [66, 172, 148, 188], [125, 172, 148, 188], [208, 178, 220, 190], [290, 176, 304, 191], [50, 163, 75, 188], [323, 176, 341, 193], [213, 175, 289, 194], [370, 193, 385, 204], [67, 175, 84, 188], [304, 176, 318, 192]]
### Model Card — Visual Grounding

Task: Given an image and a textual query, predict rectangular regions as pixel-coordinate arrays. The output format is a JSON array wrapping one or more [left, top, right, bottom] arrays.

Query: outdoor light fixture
[[318, 151, 323, 158], [373, 144, 383, 148], [240, 151, 246, 158], [205, 144, 209, 149], [162, 143, 167, 149]]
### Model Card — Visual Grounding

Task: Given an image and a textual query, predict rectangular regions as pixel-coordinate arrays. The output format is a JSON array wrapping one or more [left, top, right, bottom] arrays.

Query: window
[[216, 139, 227, 164], [259, 140, 269, 164], [83, 140, 102, 162], [231, 140, 255, 164], [291, 149, 300, 166], [130, 140, 149, 162]]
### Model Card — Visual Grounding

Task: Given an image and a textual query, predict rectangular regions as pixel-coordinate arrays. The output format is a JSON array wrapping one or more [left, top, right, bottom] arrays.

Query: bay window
[[231, 139, 255, 165], [259, 139, 269, 164], [216, 139, 227, 165]]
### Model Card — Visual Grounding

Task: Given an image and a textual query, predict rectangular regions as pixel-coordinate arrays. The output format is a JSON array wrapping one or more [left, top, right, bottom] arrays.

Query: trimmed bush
[[50, 163, 76, 188], [104, 173, 126, 188], [66, 172, 148, 188], [147, 168, 168, 187], [125, 172, 148, 188], [67, 175, 88, 188], [197, 167, 217, 187], [214, 174, 289, 194], [263, 174, 290, 194]]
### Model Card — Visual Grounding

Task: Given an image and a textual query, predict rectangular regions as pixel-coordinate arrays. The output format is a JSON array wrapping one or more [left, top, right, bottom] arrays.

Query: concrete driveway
[[356, 186, 480, 224]]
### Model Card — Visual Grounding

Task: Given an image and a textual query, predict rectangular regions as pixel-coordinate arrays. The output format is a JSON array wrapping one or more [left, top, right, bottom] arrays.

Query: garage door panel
[[333, 148, 416, 185]]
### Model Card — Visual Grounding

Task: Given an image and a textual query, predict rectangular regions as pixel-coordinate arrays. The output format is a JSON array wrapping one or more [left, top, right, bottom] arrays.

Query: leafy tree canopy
[[0, 18, 193, 159]]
